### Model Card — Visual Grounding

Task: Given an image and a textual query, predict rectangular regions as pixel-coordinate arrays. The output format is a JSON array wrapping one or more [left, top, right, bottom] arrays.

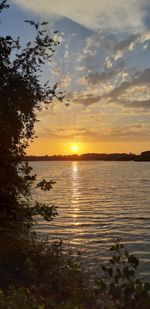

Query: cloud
[[102, 69, 150, 110], [84, 65, 125, 85], [105, 35, 139, 68], [13, 0, 149, 33], [37, 126, 99, 142], [106, 124, 150, 141], [74, 28, 150, 112], [66, 67, 150, 112], [105, 31, 150, 68], [67, 92, 102, 108], [37, 123, 150, 143]]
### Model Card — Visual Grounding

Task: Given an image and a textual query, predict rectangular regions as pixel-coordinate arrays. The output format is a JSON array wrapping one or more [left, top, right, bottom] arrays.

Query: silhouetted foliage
[[96, 240, 150, 308], [0, 0, 62, 231], [0, 239, 149, 308]]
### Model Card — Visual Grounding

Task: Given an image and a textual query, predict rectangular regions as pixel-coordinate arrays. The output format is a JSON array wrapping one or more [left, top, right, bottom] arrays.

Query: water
[[31, 161, 150, 278]]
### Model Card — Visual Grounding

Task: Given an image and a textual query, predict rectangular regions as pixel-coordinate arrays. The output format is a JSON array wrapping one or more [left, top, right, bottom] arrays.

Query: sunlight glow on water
[[32, 161, 150, 278], [71, 162, 80, 228]]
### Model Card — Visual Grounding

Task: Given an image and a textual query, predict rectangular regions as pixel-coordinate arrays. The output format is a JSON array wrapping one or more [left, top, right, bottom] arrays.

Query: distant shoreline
[[25, 151, 150, 162]]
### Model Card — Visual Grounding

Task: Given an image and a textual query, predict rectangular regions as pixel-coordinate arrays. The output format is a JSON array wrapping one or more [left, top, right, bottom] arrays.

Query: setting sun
[[71, 145, 79, 153]]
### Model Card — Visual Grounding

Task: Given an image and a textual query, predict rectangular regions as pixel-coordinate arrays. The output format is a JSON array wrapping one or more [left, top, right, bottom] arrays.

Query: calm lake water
[[31, 161, 150, 278]]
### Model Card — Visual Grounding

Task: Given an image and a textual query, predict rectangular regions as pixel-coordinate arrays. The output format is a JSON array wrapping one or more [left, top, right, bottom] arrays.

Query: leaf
[[128, 255, 139, 268], [36, 179, 56, 191]]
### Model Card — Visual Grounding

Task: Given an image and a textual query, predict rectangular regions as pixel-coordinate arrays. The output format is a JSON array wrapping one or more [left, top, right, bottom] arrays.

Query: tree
[[0, 0, 62, 231]]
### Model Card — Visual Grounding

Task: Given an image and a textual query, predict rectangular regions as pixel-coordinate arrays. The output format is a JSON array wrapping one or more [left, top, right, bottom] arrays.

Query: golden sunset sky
[[3, 1, 150, 154]]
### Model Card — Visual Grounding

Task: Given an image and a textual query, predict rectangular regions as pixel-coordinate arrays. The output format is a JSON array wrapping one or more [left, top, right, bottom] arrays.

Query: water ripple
[[32, 161, 150, 279]]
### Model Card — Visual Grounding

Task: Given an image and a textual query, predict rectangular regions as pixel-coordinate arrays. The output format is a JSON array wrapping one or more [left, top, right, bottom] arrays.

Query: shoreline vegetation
[[26, 151, 150, 161]]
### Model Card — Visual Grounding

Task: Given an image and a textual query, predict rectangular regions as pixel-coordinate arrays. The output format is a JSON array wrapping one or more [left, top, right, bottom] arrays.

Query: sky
[[2, 0, 150, 155]]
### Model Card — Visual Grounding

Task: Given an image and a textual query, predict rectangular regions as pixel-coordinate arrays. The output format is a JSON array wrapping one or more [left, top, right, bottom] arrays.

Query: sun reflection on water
[[71, 162, 80, 228], [72, 161, 78, 174]]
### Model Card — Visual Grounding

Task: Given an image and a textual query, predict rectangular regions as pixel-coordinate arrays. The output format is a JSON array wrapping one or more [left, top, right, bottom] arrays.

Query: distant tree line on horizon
[[25, 151, 150, 161]]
